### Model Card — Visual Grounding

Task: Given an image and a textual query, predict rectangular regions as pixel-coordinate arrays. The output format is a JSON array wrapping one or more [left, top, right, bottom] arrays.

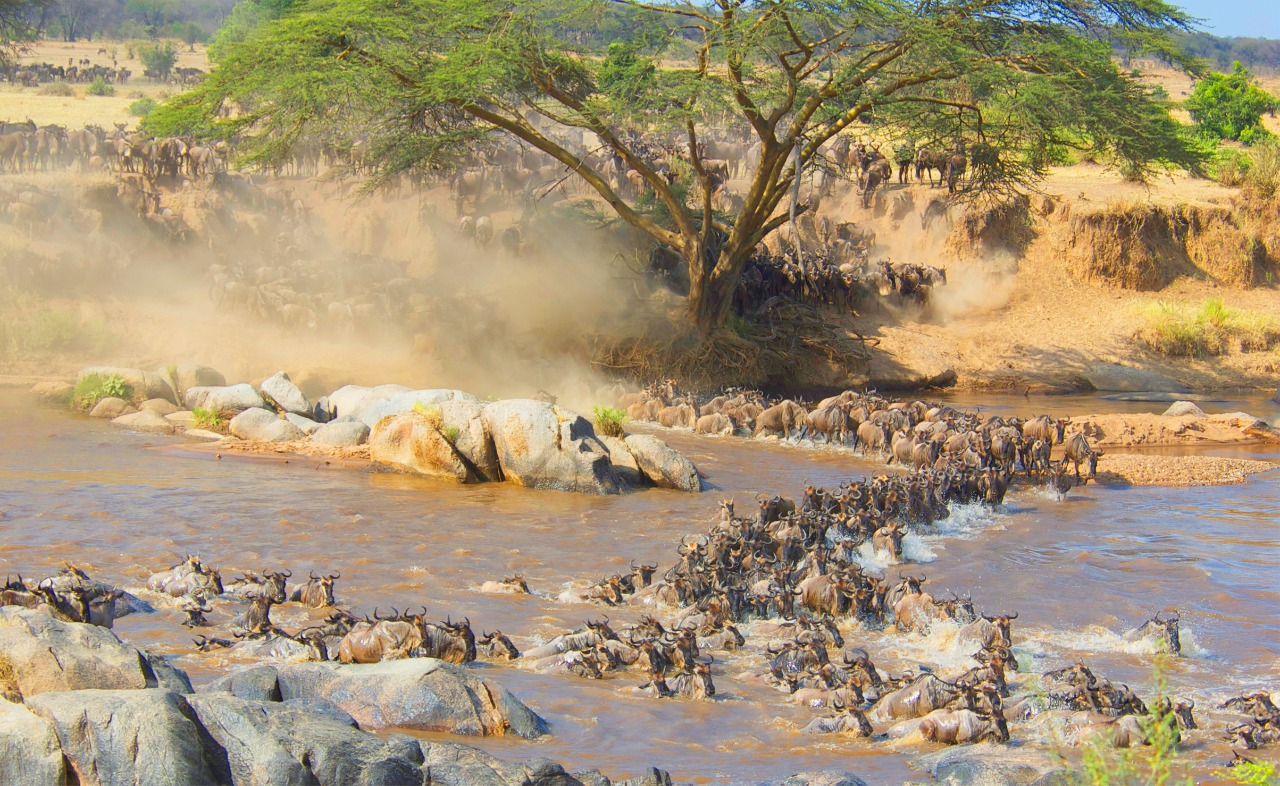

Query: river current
[[1, 387, 1277, 784]]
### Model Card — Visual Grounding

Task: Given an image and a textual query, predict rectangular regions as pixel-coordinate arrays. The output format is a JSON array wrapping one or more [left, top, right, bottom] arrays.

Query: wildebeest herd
[[0, 119, 229, 177]]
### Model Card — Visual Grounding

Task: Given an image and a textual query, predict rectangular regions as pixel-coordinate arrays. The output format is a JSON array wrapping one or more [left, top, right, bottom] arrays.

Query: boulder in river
[[311, 420, 370, 447], [260, 371, 311, 416], [229, 407, 306, 442], [138, 398, 179, 416], [318, 383, 412, 422], [189, 692, 423, 786], [599, 435, 644, 487], [170, 363, 226, 396], [30, 379, 73, 406], [370, 410, 474, 482], [358, 388, 480, 428], [89, 397, 135, 419], [760, 773, 869, 786], [26, 688, 224, 786], [916, 742, 1064, 786], [184, 383, 267, 414], [109, 409, 177, 434], [0, 608, 191, 698], [284, 412, 322, 435], [232, 658, 549, 738], [1163, 400, 1206, 418], [624, 434, 702, 492], [0, 699, 66, 786], [482, 399, 622, 495], [77, 366, 175, 404]]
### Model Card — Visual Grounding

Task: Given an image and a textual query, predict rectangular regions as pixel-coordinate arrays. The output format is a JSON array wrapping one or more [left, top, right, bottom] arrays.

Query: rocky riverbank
[[33, 365, 701, 496]]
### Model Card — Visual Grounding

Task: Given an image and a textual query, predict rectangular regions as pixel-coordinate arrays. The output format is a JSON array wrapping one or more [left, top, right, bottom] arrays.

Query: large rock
[[599, 435, 643, 487], [1085, 363, 1190, 393], [624, 434, 701, 492], [89, 396, 135, 419], [30, 379, 73, 406], [260, 371, 311, 416], [139, 398, 179, 416], [25, 689, 223, 786], [171, 363, 226, 395], [318, 384, 412, 422], [268, 659, 548, 738], [358, 389, 480, 428], [311, 420, 370, 447], [77, 366, 175, 403], [284, 412, 322, 435], [482, 399, 622, 495], [189, 693, 423, 786], [0, 699, 66, 786], [440, 398, 502, 481], [0, 608, 191, 698], [760, 774, 869, 786], [917, 743, 1065, 786], [184, 383, 267, 414], [1163, 400, 1207, 418], [370, 410, 473, 482], [229, 407, 306, 442], [110, 409, 178, 434], [202, 664, 282, 702]]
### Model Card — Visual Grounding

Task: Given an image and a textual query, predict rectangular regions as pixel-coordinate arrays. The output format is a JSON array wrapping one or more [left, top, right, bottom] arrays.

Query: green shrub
[[73, 373, 132, 410], [128, 96, 159, 118], [1221, 760, 1279, 786], [1136, 299, 1280, 357], [85, 77, 115, 97], [37, 82, 75, 97], [592, 405, 628, 438], [412, 402, 443, 427], [192, 407, 224, 430], [1186, 62, 1276, 143], [440, 424, 461, 444]]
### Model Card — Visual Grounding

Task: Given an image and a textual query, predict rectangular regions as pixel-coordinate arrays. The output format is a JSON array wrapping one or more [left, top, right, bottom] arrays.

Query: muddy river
[[1, 387, 1278, 783]]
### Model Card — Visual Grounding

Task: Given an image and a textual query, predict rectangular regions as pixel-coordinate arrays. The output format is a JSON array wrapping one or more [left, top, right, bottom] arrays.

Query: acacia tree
[[155, 0, 1203, 335]]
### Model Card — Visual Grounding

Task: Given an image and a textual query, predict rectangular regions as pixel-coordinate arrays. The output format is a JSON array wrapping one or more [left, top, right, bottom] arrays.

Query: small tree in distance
[[138, 40, 177, 82], [1186, 62, 1277, 145]]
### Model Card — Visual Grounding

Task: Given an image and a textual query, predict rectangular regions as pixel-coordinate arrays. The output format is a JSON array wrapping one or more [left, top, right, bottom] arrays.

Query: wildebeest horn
[[1168, 609, 1179, 622], [1007, 612, 1018, 620], [310, 571, 319, 580], [372, 607, 387, 620], [282, 569, 292, 578], [329, 572, 341, 580]]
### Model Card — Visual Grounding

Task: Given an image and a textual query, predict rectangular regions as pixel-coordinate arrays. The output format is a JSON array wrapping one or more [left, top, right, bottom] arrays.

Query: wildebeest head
[[263, 570, 290, 602], [692, 658, 716, 697], [1146, 610, 1181, 655], [479, 630, 520, 660], [586, 616, 619, 643], [981, 612, 1017, 646], [629, 561, 657, 590], [181, 600, 210, 628], [985, 712, 1011, 743], [941, 591, 977, 623]]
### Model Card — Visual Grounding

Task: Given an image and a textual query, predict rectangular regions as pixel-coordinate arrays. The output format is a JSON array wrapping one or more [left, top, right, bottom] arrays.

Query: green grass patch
[[412, 402, 443, 427], [440, 424, 462, 444], [128, 96, 159, 118], [1135, 298, 1280, 357], [192, 407, 225, 431], [0, 288, 117, 358], [73, 373, 132, 411], [592, 405, 628, 438]]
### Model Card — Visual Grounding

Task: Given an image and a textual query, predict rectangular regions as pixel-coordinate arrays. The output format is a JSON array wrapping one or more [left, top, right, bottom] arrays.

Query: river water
[[1, 387, 1278, 784]]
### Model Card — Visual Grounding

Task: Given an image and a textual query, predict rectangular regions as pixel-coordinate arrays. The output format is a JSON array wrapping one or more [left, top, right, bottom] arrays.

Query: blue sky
[[1173, 0, 1279, 38]]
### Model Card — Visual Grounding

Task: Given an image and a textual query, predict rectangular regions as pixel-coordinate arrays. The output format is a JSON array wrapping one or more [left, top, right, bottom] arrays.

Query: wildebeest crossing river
[[0, 387, 1278, 782]]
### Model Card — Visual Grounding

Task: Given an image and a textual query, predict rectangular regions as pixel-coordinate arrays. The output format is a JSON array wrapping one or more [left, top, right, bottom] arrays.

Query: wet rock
[[184, 383, 267, 414], [1084, 363, 1190, 393], [172, 363, 226, 395], [482, 399, 622, 495], [189, 693, 422, 786], [89, 397, 135, 419], [25, 689, 223, 786], [0, 699, 66, 786], [370, 410, 473, 482], [624, 434, 702, 492], [269, 658, 548, 738], [284, 412, 322, 435], [1163, 401, 1206, 418], [759, 773, 868, 786], [415, 739, 530, 785], [109, 409, 178, 434], [311, 420, 370, 447], [229, 407, 306, 442], [260, 371, 311, 416], [201, 664, 282, 702], [30, 379, 73, 406], [165, 410, 197, 426], [0, 609, 191, 697], [917, 743, 1065, 786], [139, 398, 179, 416], [78, 366, 175, 403], [599, 435, 644, 486]]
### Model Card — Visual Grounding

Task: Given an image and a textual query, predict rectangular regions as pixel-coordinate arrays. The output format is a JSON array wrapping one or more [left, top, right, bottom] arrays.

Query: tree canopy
[[1185, 62, 1277, 145], [155, 0, 1207, 334]]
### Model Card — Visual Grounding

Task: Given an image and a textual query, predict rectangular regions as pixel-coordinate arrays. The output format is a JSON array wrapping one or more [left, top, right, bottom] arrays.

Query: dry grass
[[1135, 297, 1280, 357]]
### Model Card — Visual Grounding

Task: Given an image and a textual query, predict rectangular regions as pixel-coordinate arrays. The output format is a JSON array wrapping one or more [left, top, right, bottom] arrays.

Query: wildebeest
[[920, 708, 1010, 744], [479, 576, 531, 594], [479, 630, 521, 660], [226, 569, 291, 603], [872, 673, 965, 720], [289, 572, 339, 608], [914, 149, 951, 187], [1063, 432, 1103, 483], [232, 595, 275, 632], [1122, 610, 1181, 656], [957, 613, 1017, 651], [337, 611, 422, 663], [802, 703, 875, 736]]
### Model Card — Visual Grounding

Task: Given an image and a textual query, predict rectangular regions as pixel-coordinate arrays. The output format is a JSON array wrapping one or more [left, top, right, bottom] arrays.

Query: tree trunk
[[686, 245, 746, 337]]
